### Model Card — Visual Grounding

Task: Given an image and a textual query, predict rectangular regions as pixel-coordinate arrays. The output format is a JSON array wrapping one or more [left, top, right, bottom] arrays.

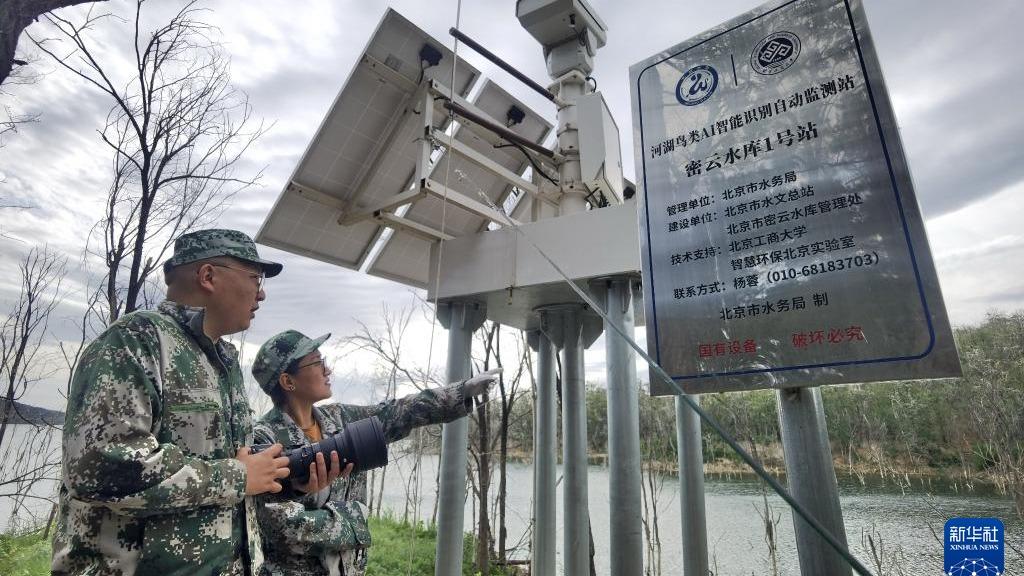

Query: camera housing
[[516, 0, 608, 76], [253, 416, 389, 484]]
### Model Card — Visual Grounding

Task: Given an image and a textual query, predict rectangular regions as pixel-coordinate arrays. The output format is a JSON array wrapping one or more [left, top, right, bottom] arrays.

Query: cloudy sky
[[1, 0, 1021, 410]]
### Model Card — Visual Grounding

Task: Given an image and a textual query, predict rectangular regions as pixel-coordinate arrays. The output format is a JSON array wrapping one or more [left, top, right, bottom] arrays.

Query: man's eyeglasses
[[296, 357, 330, 375], [209, 263, 265, 291]]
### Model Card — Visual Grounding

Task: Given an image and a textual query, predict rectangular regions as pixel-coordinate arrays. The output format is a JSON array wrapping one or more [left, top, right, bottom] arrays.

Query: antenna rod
[[448, 27, 557, 102], [442, 100, 556, 159]]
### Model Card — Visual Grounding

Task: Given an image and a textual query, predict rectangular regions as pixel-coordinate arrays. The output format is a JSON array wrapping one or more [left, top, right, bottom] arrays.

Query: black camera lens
[[261, 416, 389, 484]]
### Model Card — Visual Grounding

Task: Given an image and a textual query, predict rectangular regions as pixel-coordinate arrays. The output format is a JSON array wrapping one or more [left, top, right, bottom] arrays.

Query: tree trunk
[[497, 329, 510, 562], [589, 516, 597, 576], [123, 176, 153, 314], [431, 460, 440, 526], [498, 393, 510, 561], [476, 398, 491, 575], [0, 280, 35, 449], [105, 254, 119, 323], [0, 395, 16, 452], [374, 464, 386, 518], [367, 470, 376, 515], [1, 1, 102, 87]]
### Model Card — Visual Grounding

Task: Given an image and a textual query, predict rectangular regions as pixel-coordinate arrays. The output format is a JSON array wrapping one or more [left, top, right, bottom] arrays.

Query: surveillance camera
[[516, 0, 608, 77]]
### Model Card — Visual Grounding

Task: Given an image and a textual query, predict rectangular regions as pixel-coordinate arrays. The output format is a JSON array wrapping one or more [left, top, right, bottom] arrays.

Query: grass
[[366, 514, 513, 576], [365, 515, 446, 575], [0, 531, 51, 576], [0, 516, 514, 576]]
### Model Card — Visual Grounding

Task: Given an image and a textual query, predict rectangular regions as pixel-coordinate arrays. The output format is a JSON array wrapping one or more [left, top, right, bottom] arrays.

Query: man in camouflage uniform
[[251, 330, 498, 576], [53, 229, 294, 576]]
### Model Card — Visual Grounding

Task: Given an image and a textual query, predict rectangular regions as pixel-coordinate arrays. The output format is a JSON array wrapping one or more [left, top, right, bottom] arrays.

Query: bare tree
[[0, 104, 39, 149], [637, 394, 672, 576], [0, 418, 61, 533], [467, 321, 532, 574], [0, 0, 102, 86], [0, 247, 66, 532], [494, 328, 529, 565], [346, 304, 439, 394], [30, 0, 266, 321], [345, 304, 420, 518], [0, 246, 66, 450], [958, 313, 1024, 517], [470, 323, 497, 575]]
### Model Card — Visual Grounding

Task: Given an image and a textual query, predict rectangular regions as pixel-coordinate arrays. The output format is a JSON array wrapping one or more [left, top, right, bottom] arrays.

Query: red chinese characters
[[791, 325, 864, 348], [698, 338, 758, 358]]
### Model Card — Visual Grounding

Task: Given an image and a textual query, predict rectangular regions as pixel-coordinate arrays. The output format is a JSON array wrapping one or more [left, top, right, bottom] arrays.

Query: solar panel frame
[[366, 79, 553, 287]]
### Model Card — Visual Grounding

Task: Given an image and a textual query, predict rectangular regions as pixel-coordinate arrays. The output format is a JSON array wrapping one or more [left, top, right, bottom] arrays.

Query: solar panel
[[256, 9, 481, 272]]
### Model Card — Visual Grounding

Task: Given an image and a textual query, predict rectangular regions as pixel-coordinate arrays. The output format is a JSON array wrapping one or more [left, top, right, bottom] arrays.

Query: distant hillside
[[0, 398, 64, 426]]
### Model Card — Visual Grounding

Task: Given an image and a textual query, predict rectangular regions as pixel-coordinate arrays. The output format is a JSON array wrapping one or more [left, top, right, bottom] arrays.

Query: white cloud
[[925, 182, 1024, 325]]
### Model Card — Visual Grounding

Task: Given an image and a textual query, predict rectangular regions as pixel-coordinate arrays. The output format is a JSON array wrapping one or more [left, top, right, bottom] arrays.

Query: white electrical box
[[578, 91, 624, 204]]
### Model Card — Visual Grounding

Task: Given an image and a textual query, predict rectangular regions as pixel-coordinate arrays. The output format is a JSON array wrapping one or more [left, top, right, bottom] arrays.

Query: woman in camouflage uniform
[[250, 330, 498, 576]]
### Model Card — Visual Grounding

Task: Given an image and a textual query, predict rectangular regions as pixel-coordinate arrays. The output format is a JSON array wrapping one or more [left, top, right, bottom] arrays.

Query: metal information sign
[[630, 0, 961, 395]]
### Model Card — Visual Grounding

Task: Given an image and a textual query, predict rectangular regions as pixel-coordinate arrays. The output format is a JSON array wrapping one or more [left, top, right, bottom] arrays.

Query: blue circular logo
[[676, 65, 719, 106]]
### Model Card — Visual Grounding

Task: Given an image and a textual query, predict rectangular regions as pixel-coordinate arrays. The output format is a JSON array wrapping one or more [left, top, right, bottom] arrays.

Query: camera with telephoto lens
[[252, 416, 389, 484]]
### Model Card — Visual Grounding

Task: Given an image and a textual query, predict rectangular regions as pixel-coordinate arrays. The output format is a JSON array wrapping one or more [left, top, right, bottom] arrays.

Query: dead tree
[[472, 329, 492, 576], [0, 418, 61, 532], [30, 0, 265, 320], [0, 246, 66, 451], [468, 322, 531, 573], [343, 301, 448, 522], [0, 247, 66, 531], [0, 0, 102, 86], [495, 328, 529, 564]]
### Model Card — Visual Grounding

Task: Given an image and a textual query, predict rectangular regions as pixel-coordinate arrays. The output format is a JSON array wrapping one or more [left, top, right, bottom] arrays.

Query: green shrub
[[363, 514, 513, 576], [0, 531, 51, 576]]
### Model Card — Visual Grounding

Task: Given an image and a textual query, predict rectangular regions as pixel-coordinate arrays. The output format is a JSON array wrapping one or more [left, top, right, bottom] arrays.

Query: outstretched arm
[[343, 368, 501, 442]]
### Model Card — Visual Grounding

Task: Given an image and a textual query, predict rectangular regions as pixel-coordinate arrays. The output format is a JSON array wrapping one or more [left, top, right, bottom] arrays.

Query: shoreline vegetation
[[0, 399, 64, 426], [499, 312, 1024, 517], [505, 448, 1013, 496]]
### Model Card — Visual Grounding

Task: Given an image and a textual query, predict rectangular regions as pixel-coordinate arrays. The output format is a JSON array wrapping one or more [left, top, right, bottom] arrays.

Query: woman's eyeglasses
[[296, 357, 330, 375]]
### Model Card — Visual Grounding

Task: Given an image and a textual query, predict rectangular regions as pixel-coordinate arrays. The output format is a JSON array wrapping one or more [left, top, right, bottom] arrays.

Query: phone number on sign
[[765, 252, 879, 284]]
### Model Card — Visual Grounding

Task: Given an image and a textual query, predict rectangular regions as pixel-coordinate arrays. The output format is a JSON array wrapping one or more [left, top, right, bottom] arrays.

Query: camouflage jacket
[[53, 300, 262, 576], [252, 383, 472, 576]]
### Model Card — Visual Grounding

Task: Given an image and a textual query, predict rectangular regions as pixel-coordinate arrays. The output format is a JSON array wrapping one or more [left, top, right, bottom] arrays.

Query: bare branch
[[0, 246, 67, 451], [0, 0, 105, 87], [32, 0, 266, 319]]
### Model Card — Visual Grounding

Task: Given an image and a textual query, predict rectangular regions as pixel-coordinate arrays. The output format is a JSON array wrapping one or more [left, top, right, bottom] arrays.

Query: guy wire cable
[[409, 1, 463, 573], [475, 190, 876, 576]]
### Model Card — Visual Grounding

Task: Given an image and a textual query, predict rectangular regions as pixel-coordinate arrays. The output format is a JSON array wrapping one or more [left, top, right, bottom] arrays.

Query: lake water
[[4, 426, 1021, 574], [0, 424, 62, 533], [376, 451, 1024, 575]]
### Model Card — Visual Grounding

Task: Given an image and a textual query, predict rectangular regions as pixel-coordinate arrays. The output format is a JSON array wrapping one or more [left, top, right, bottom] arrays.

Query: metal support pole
[[435, 301, 486, 576], [603, 278, 643, 575], [528, 327, 558, 576], [561, 306, 589, 576], [551, 72, 589, 215], [675, 394, 709, 575], [777, 387, 851, 576]]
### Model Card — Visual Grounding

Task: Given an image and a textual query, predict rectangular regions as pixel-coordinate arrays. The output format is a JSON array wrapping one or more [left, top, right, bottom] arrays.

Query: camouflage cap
[[252, 330, 331, 394], [162, 228, 283, 277]]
